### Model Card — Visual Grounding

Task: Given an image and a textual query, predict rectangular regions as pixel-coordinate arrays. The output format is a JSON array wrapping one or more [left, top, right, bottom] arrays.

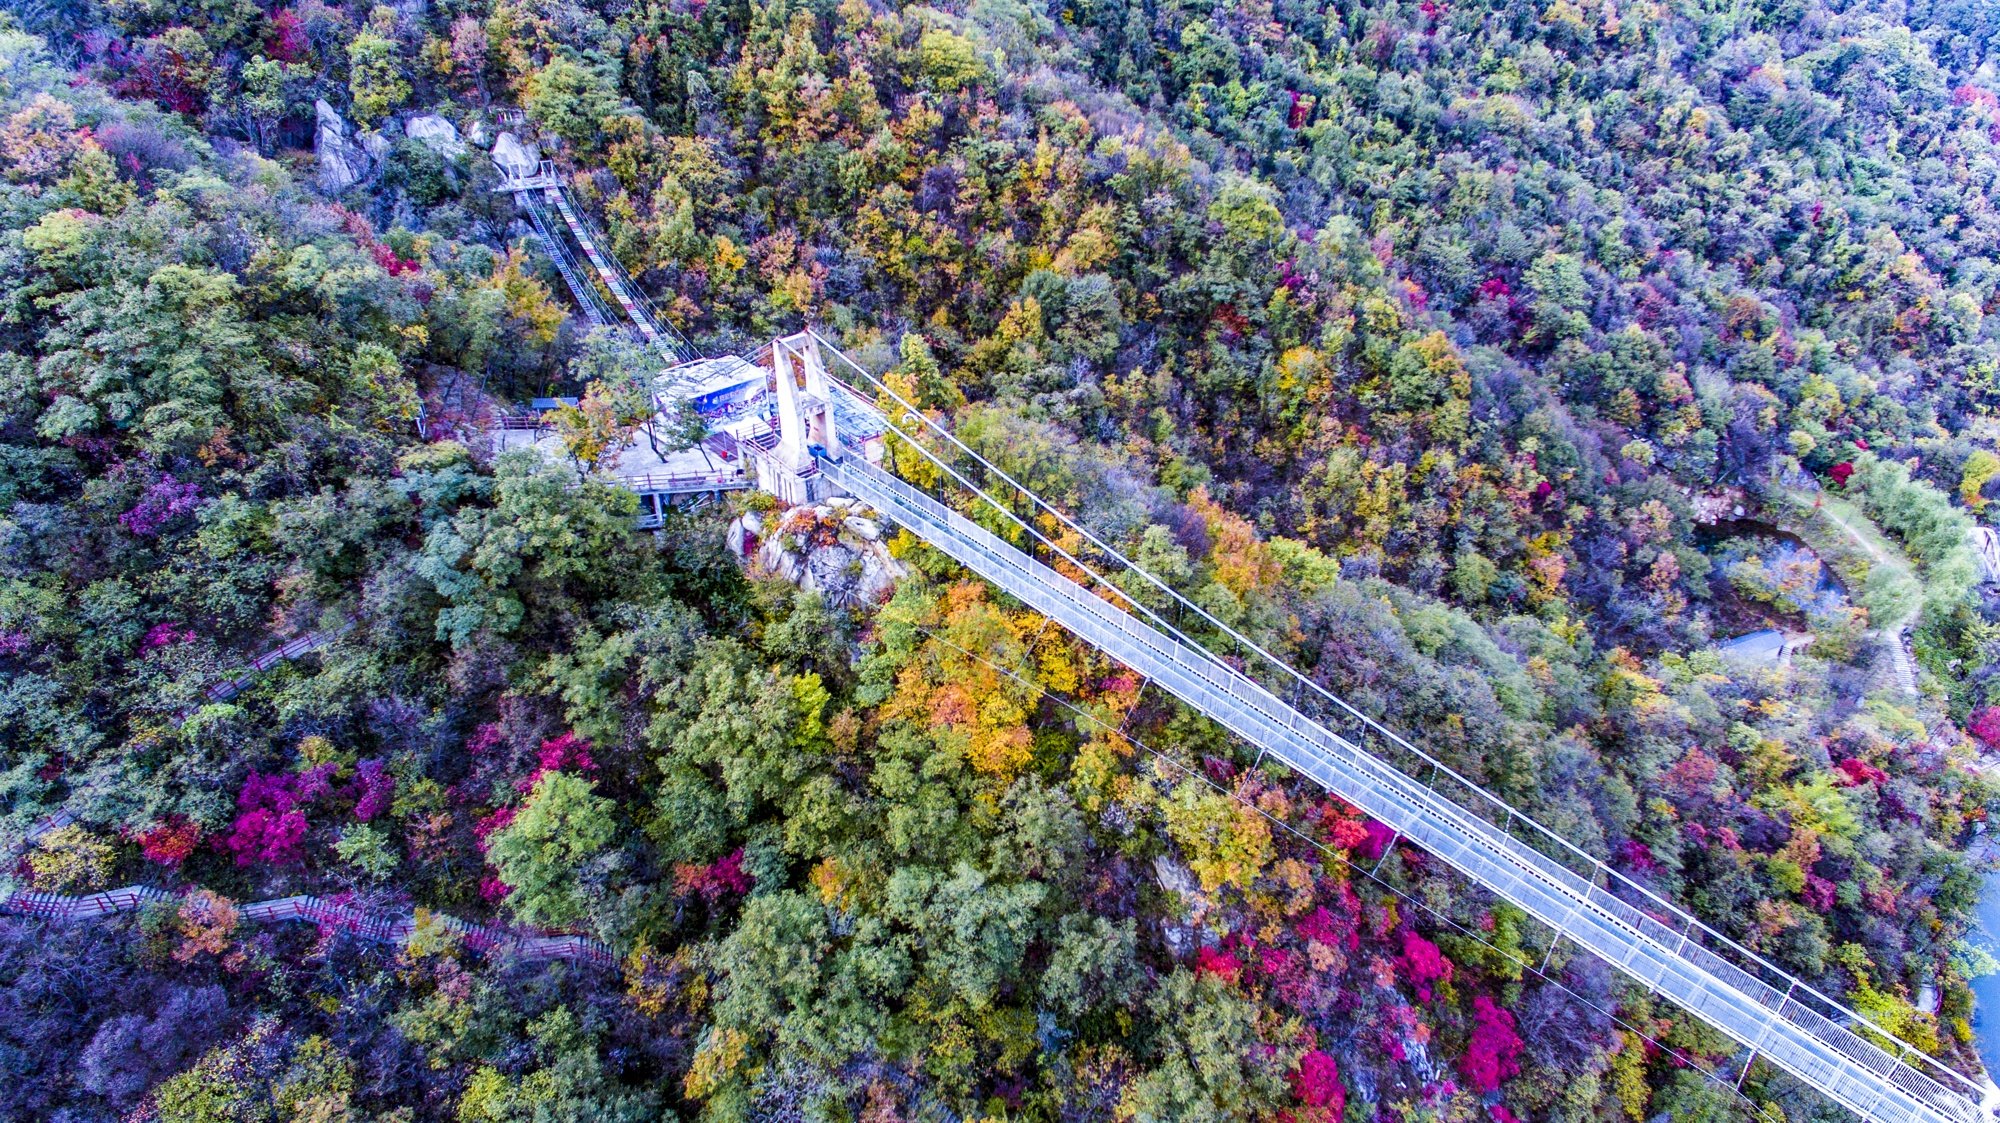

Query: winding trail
[[1797, 494, 1922, 698]]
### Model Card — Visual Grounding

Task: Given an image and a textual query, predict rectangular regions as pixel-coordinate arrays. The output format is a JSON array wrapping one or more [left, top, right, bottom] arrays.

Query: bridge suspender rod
[[789, 329, 1982, 1123]]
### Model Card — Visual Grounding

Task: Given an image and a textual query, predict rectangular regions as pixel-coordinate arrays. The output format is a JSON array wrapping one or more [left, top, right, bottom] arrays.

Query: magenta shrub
[[1968, 707, 2000, 750], [140, 622, 195, 651], [222, 765, 335, 866], [120, 475, 204, 536], [349, 759, 395, 821], [1462, 996, 1524, 1093], [516, 731, 597, 793], [1292, 1049, 1344, 1113], [1397, 929, 1453, 1001]]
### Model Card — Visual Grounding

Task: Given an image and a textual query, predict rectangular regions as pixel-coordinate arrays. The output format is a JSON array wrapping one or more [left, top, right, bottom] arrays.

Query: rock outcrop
[[406, 114, 467, 160], [734, 502, 903, 605], [314, 99, 374, 193], [491, 131, 540, 180]]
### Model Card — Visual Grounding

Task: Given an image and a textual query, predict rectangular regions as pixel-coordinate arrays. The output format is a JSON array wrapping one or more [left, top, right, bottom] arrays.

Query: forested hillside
[[3, 0, 2000, 1121]]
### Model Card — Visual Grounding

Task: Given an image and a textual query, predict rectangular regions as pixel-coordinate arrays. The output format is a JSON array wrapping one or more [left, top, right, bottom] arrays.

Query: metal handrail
[[618, 469, 749, 493], [788, 326, 1985, 1123], [805, 329, 1984, 1097], [518, 190, 617, 328], [819, 450, 1981, 1123]]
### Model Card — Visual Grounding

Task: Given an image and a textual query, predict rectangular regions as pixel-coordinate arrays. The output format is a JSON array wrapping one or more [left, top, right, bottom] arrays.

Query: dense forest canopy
[[3, 0, 2000, 1120]]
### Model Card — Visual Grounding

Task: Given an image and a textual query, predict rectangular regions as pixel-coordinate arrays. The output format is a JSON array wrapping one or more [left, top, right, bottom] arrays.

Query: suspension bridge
[[495, 147, 1992, 1123]]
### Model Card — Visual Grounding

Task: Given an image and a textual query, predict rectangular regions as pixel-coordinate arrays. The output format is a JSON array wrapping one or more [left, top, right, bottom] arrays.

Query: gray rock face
[[751, 502, 902, 605], [407, 114, 467, 159], [313, 99, 373, 193], [466, 118, 491, 149], [491, 131, 540, 180]]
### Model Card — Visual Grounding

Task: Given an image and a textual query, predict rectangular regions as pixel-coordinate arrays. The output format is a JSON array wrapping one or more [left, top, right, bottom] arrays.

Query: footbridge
[[494, 146, 1988, 1123], [790, 331, 1985, 1123]]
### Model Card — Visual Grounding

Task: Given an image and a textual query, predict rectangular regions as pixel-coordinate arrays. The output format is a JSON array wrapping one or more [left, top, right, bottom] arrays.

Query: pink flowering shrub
[[1462, 996, 1524, 1093]]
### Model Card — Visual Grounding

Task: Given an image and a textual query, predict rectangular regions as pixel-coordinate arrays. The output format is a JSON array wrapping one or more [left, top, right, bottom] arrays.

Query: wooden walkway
[[0, 885, 614, 965], [205, 623, 352, 702]]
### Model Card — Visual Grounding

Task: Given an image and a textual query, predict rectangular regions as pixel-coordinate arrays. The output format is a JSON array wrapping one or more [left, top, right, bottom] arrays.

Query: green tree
[[1123, 969, 1289, 1123], [916, 27, 985, 92], [346, 21, 409, 127], [884, 861, 1047, 1010], [524, 57, 620, 150], [416, 451, 638, 646], [485, 771, 616, 927]]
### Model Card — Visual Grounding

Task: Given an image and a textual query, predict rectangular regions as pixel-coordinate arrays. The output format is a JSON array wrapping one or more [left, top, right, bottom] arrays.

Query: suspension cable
[[802, 329, 1982, 1098], [898, 617, 1786, 1121]]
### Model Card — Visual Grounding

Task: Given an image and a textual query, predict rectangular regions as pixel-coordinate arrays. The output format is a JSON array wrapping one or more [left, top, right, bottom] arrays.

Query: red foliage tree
[[1833, 758, 1888, 787], [1292, 1049, 1345, 1115], [1196, 944, 1243, 984], [1397, 929, 1454, 1001], [1462, 996, 1524, 1093], [674, 847, 755, 901], [139, 818, 201, 866], [1967, 707, 2000, 751]]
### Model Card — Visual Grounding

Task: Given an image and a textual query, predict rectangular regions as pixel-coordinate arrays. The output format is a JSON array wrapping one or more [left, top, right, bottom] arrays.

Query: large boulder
[[749, 503, 901, 605], [313, 99, 373, 193], [491, 131, 540, 180], [406, 114, 466, 160]]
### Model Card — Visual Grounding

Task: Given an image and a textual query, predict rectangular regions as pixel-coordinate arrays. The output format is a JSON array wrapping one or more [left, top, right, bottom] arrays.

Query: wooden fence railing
[[205, 623, 352, 702], [0, 885, 615, 966]]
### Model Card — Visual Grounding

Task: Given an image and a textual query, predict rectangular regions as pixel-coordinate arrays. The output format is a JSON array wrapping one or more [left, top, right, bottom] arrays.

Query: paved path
[[1777, 492, 1921, 699], [1810, 499, 1922, 698]]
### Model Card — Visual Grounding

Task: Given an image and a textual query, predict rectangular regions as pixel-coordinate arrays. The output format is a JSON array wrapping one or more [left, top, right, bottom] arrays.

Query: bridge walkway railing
[[801, 335, 1986, 1123]]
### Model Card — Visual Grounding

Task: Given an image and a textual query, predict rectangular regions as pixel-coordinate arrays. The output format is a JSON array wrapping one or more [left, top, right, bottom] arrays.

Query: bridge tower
[[772, 332, 838, 466], [752, 331, 843, 505]]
